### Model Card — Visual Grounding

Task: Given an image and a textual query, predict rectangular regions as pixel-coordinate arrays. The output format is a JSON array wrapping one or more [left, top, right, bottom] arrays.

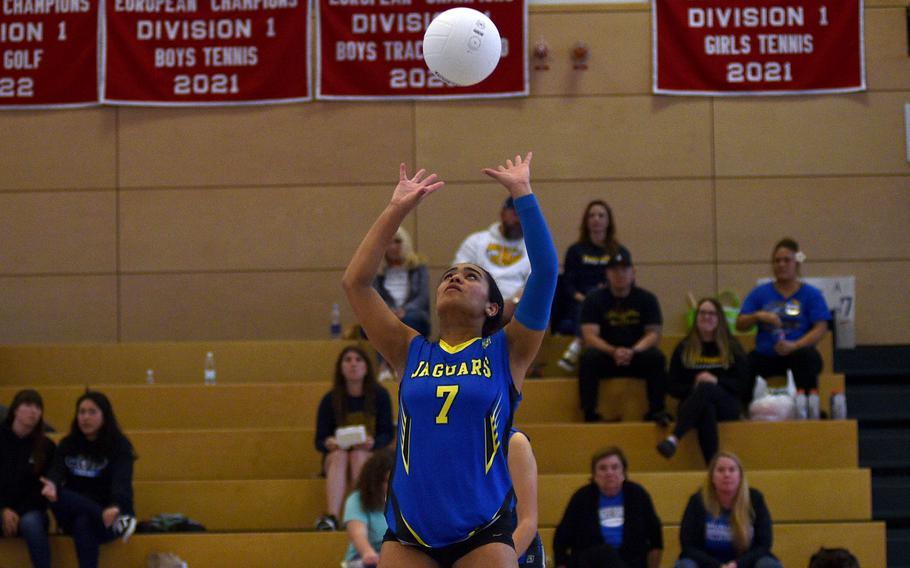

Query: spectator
[[557, 200, 629, 372], [41, 391, 137, 568], [676, 452, 781, 568], [509, 429, 545, 568], [372, 227, 430, 380], [658, 298, 748, 464], [341, 449, 394, 568], [808, 547, 860, 568], [553, 447, 662, 568], [314, 346, 393, 531], [453, 196, 532, 322], [0, 389, 55, 568], [578, 249, 671, 424], [736, 238, 830, 401]]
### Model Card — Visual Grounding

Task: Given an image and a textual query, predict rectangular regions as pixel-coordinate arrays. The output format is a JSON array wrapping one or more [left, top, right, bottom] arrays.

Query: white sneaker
[[557, 339, 581, 372], [378, 368, 394, 382], [113, 515, 137, 542]]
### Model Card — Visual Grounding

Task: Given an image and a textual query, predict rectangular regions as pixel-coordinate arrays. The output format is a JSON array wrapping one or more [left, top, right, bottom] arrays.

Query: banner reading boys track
[[652, 0, 864, 96], [0, 0, 98, 108], [316, 0, 527, 100], [104, 0, 309, 105]]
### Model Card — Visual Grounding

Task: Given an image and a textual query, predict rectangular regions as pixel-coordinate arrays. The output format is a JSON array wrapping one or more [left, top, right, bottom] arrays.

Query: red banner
[[0, 0, 98, 108], [316, 0, 527, 100], [653, 0, 864, 95], [103, 0, 309, 105]]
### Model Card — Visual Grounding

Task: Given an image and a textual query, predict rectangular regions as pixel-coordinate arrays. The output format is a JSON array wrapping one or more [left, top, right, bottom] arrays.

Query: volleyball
[[423, 8, 502, 87]]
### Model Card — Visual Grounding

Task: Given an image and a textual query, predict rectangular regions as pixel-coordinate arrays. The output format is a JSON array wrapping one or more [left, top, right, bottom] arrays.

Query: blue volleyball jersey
[[386, 330, 518, 548]]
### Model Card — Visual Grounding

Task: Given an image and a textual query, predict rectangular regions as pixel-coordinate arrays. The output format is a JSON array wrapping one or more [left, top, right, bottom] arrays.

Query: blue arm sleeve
[[513, 194, 559, 331]]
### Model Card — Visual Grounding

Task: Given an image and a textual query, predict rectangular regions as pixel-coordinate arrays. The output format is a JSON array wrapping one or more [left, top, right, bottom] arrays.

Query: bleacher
[[0, 335, 886, 567]]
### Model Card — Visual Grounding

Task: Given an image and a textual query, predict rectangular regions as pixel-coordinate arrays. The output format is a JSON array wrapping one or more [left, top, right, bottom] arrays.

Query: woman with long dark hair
[[557, 200, 629, 371], [0, 389, 55, 568], [41, 391, 137, 568], [657, 298, 748, 463], [342, 152, 558, 567], [314, 345, 393, 531]]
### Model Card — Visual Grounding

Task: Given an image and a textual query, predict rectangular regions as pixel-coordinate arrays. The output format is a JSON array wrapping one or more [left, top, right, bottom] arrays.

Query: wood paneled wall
[[1, 2, 908, 344]]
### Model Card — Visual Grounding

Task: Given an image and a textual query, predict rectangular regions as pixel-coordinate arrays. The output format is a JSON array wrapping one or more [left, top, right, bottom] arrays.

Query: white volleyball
[[422, 7, 501, 86]]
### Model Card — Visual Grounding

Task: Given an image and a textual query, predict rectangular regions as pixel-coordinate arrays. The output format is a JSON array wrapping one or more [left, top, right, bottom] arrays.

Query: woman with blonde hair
[[373, 227, 430, 337], [676, 452, 781, 568], [657, 298, 748, 463]]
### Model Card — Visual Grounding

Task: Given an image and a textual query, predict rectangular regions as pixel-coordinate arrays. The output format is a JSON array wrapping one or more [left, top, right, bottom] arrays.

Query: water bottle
[[795, 389, 808, 419], [330, 303, 342, 339], [831, 389, 848, 420], [204, 351, 216, 386], [808, 389, 820, 419], [146, 369, 155, 385]]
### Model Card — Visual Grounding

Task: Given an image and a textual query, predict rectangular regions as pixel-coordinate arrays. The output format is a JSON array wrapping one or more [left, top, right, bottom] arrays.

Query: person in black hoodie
[[553, 447, 663, 568], [657, 298, 749, 464], [0, 389, 55, 568], [41, 391, 137, 568], [676, 452, 781, 568]]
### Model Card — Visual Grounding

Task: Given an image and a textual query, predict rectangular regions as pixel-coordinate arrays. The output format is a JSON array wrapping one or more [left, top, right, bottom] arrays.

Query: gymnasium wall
[[1, 0, 908, 344]]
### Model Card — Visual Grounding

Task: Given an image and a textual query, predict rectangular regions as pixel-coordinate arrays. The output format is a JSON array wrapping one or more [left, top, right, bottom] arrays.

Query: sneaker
[[557, 339, 581, 372], [644, 410, 674, 428], [656, 439, 677, 459], [315, 514, 338, 531], [112, 515, 137, 542], [378, 368, 394, 382]]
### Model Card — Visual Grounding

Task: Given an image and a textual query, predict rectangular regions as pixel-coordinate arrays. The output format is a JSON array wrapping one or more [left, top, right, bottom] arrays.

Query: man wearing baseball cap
[[577, 249, 672, 425]]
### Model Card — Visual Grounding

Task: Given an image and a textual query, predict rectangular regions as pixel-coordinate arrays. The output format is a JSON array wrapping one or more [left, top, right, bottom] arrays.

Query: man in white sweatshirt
[[453, 197, 532, 322]]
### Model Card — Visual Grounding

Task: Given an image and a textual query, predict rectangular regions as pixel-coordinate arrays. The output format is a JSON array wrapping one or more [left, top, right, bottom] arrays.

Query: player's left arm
[[483, 153, 558, 392]]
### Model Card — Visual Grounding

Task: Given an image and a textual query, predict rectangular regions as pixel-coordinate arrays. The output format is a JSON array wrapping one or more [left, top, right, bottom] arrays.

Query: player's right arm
[[342, 164, 444, 378]]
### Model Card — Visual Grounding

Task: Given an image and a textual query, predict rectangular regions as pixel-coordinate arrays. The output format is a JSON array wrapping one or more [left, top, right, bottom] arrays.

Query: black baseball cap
[[606, 249, 632, 268]]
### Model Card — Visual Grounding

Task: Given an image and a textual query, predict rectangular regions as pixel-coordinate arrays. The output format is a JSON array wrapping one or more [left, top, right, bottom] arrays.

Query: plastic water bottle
[[831, 389, 848, 420], [795, 389, 808, 419], [808, 389, 820, 419], [146, 369, 155, 385], [204, 352, 216, 386], [330, 303, 342, 339]]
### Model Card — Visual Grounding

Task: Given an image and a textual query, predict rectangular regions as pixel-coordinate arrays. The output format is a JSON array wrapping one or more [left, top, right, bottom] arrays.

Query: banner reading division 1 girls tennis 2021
[[652, 0, 864, 95], [0, 0, 98, 108], [103, 0, 309, 105], [316, 0, 527, 99]]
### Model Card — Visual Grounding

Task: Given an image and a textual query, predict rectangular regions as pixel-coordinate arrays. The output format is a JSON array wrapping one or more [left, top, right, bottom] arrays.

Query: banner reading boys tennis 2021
[[103, 0, 310, 105], [652, 0, 865, 95], [316, 0, 527, 100], [0, 0, 99, 108]]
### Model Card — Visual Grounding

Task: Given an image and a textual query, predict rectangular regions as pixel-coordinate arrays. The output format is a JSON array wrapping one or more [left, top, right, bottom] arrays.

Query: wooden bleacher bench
[[0, 333, 833, 385], [0, 340, 358, 385], [0, 523, 885, 568], [130, 469, 870, 532], [117, 421, 859, 481]]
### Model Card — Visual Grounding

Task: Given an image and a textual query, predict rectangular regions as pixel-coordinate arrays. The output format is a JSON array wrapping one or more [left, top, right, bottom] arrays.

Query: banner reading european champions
[[0, 0, 98, 108], [103, 0, 310, 105], [652, 0, 864, 95], [316, 0, 527, 100]]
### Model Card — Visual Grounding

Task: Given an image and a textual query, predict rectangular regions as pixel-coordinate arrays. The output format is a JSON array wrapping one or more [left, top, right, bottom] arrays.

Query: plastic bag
[[749, 372, 797, 421]]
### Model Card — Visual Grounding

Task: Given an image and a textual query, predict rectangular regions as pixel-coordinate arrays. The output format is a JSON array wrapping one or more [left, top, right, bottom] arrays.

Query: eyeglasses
[[697, 310, 719, 317]]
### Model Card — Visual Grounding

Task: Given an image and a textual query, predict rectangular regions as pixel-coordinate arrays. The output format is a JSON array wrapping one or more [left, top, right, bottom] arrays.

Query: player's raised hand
[[483, 152, 533, 197], [390, 163, 444, 210]]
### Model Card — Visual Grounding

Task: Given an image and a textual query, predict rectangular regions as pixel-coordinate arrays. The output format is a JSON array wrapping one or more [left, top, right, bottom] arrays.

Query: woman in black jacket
[[553, 447, 663, 568], [0, 389, 55, 568], [41, 391, 137, 568], [676, 452, 781, 568], [658, 298, 748, 464]]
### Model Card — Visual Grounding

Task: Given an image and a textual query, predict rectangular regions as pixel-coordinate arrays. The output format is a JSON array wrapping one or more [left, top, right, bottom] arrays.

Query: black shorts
[[382, 512, 515, 568]]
